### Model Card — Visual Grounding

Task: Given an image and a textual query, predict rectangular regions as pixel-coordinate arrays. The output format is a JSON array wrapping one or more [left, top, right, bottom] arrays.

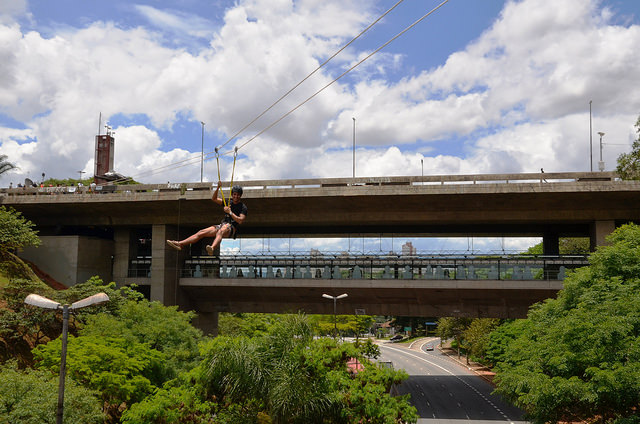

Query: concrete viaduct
[[2, 171, 639, 334]]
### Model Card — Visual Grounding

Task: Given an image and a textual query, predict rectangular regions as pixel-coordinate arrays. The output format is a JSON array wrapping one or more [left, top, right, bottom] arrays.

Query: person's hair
[[232, 185, 243, 195]]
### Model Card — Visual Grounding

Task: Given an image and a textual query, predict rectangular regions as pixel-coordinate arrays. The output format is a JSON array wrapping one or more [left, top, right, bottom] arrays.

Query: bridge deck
[[179, 277, 563, 317], [2, 171, 637, 238]]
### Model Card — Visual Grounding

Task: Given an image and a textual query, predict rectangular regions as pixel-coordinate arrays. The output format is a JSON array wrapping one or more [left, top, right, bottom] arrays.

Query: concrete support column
[[193, 311, 219, 336], [113, 228, 132, 286], [542, 232, 560, 256], [151, 224, 183, 305], [542, 232, 560, 280], [590, 220, 616, 251]]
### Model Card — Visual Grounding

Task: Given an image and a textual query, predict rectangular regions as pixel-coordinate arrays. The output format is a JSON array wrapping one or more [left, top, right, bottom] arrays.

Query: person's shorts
[[216, 222, 237, 239]]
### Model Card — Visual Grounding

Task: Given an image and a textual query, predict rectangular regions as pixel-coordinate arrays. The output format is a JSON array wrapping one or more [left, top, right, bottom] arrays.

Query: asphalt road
[[378, 338, 528, 424]]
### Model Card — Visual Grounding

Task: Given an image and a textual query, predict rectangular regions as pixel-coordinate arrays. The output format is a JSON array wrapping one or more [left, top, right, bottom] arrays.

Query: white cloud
[[134, 5, 216, 40], [0, 0, 27, 24], [1, 0, 639, 188]]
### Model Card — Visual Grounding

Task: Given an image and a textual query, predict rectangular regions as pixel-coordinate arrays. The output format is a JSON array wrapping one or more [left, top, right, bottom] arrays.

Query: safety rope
[[214, 147, 227, 207], [214, 146, 238, 207]]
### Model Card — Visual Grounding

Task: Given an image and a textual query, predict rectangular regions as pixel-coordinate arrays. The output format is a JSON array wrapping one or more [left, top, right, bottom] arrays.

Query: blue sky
[[1, 0, 639, 253]]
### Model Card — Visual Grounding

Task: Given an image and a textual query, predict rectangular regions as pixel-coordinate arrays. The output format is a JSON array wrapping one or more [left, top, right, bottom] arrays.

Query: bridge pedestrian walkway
[[127, 253, 587, 282]]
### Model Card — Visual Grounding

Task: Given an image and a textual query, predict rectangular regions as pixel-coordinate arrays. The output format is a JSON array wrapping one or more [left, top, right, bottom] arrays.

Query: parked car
[[389, 334, 403, 342]]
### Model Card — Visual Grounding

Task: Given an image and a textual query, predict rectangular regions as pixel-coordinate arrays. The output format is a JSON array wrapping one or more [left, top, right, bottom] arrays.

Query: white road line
[[381, 344, 514, 422]]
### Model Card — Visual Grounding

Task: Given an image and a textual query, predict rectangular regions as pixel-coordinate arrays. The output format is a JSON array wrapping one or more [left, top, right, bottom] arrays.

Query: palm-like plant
[[0, 155, 17, 176], [203, 314, 343, 423]]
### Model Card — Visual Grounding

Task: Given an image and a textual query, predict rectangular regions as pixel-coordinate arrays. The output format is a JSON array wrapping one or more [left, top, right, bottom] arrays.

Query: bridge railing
[[1, 171, 618, 197], [174, 254, 589, 281]]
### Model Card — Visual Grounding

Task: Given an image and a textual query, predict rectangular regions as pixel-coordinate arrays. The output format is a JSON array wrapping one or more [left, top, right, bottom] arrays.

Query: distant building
[[94, 125, 128, 184], [402, 241, 416, 256], [94, 130, 115, 185]]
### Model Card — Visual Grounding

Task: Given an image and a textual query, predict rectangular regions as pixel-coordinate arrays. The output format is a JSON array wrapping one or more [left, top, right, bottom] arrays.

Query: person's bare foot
[[167, 240, 182, 251]]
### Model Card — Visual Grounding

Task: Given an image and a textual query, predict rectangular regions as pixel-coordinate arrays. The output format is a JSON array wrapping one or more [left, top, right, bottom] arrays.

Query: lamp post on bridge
[[322, 293, 348, 339], [24, 293, 109, 424], [352, 117, 356, 179], [598, 131, 605, 171], [200, 121, 205, 183]]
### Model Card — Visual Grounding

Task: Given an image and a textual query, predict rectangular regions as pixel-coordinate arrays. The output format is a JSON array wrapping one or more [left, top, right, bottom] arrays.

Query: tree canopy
[[0, 361, 103, 424], [493, 223, 640, 423], [124, 314, 417, 424], [616, 115, 640, 180], [0, 206, 40, 255], [0, 155, 17, 177]]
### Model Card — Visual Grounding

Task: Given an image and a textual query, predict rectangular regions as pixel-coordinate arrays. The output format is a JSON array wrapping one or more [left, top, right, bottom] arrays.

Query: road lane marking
[[381, 344, 514, 422]]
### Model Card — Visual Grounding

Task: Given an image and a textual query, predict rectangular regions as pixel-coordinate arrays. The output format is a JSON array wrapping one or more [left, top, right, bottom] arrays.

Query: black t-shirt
[[222, 201, 248, 230]]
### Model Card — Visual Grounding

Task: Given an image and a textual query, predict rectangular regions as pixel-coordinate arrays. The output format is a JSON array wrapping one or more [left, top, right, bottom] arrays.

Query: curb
[[437, 346, 496, 387]]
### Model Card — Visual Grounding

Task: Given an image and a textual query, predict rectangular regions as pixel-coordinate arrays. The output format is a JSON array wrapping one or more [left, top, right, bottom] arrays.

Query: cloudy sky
[[1, 0, 639, 253]]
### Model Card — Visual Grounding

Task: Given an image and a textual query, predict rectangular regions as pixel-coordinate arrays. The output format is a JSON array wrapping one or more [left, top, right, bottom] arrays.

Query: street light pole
[[25, 293, 109, 424], [352, 117, 356, 179], [200, 121, 205, 183], [589, 100, 593, 172], [57, 305, 69, 424], [322, 293, 348, 339], [598, 131, 605, 171]]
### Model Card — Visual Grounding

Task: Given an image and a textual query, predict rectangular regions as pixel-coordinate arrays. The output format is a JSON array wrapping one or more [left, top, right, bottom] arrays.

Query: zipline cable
[[108, 2, 407, 185], [216, 0, 407, 152], [231, 0, 451, 153], [111, 0, 450, 183]]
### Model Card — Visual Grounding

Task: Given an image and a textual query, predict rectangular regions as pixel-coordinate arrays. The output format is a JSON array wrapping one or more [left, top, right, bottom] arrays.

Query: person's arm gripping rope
[[212, 181, 224, 206], [214, 147, 227, 207]]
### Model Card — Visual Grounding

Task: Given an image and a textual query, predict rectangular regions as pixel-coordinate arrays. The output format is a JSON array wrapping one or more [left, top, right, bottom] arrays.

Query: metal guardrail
[[0, 171, 619, 197], [163, 254, 588, 281]]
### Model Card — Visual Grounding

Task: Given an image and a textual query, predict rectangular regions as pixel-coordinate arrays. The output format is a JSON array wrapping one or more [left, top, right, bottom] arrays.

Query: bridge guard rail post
[[544, 258, 560, 280]]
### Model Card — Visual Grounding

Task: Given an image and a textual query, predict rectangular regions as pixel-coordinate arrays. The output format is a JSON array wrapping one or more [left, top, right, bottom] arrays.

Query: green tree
[[80, 298, 203, 379], [483, 319, 530, 367], [340, 366, 417, 424], [0, 277, 142, 367], [462, 318, 501, 363], [218, 312, 277, 337], [192, 314, 416, 424], [0, 206, 40, 254], [33, 335, 165, 421], [616, 115, 640, 180], [309, 314, 372, 337], [0, 155, 17, 177], [0, 361, 103, 424], [436, 317, 471, 359], [0, 279, 60, 366], [493, 224, 640, 423], [121, 383, 217, 424], [524, 237, 590, 255]]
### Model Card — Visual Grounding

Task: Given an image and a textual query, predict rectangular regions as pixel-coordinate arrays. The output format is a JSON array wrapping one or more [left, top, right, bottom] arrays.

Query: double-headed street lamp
[[25, 293, 110, 424], [322, 293, 348, 339]]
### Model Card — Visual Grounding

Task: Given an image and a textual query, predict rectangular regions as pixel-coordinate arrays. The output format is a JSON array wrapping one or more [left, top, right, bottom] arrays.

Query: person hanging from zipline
[[166, 181, 247, 255], [166, 146, 247, 256]]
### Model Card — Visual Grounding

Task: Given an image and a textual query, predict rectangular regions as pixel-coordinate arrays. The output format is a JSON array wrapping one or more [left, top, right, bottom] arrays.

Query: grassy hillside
[[0, 251, 48, 290]]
